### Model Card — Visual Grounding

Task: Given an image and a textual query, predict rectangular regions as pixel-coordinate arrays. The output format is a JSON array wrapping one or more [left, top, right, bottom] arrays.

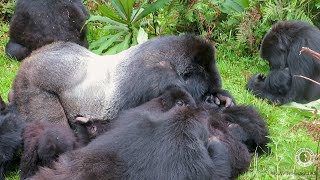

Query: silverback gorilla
[[28, 87, 269, 180], [12, 35, 233, 127], [5, 0, 88, 61], [247, 21, 320, 104]]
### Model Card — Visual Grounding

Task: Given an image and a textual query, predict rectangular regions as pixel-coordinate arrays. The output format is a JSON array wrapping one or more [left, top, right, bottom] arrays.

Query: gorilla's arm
[[247, 69, 293, 104]]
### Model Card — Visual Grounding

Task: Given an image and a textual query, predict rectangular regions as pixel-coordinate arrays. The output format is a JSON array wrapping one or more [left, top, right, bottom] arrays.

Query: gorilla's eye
[[176, 100, 186, 106], [181, 72, 191, 81]]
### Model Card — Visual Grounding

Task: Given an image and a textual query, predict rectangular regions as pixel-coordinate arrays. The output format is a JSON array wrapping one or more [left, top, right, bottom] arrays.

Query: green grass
[[0, 22, 19, 102], [0, 21, 318, 179]]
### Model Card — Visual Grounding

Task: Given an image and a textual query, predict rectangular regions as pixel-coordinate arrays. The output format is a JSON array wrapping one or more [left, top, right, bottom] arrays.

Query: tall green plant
[[262, 0, 313, 24], [86, 0, 171, 54], [216, 0, 249, 14]]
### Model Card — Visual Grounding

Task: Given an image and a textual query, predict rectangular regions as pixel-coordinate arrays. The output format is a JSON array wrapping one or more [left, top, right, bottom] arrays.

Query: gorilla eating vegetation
[[247, 21, 320, 104], [12, 35, 234, 127], [28, 87, 269, 180], [5, 0, 88, 61]]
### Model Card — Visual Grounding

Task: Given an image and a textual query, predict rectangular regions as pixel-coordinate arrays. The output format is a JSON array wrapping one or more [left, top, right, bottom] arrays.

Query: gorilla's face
[[260, 30, 288, 70]]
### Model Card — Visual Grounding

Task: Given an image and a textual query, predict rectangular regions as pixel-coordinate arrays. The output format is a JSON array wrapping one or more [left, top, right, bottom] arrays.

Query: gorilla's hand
[[214, 94, 235, 107], [255, 74, 266, 82]]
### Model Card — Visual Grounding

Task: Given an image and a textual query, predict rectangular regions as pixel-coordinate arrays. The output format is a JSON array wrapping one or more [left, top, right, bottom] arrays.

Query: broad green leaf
[[85, 15, 126, 26], [137, 27, 148, 44], [120, 33, 131, 51], [219, 0, 246, 14], [118, 0, 135, 21], [94, 31, 126, 54], [105, 33, 132, 55], [234, 0, 249, 9], [109, 0, 128, 21], [103, 25, 129, 31], [89, 35, 112, 50], [134, 0, 171, 22], [131, 8, 144, 22], [282, 100, 320, 117], [98, 5, 127, 24], [104, 42, 123, 55], [131, 27, 139, 46]]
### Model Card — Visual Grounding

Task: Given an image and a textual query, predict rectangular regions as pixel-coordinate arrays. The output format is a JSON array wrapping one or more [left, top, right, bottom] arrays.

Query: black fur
[[0, 96, 24, 180], [201, 96, 271, 155], [247, 21, 320, 104], [20, 122, 87, 179], [6, 0, 88, 61], [28, 87, 269, 180]]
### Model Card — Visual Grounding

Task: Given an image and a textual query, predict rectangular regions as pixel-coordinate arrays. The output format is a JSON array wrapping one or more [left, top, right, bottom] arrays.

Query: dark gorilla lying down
[[28, 87, 269, 180], [5, 0, 88, 60], [12, 35, 233, 127], [247, 21, 320, 104]]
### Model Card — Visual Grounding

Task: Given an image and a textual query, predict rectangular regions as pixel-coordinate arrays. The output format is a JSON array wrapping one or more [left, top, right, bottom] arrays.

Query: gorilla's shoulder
[[29, 41, 89, 57], [144, 34, 214, 51]]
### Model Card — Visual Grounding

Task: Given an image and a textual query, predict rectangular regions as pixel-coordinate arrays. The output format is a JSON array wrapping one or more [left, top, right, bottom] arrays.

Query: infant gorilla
[[29, 87, 270, 180]]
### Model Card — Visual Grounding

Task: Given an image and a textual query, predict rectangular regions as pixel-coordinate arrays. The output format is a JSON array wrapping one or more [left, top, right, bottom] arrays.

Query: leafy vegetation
[[0, 23, 19, 101], [0, 0, 15, 21], [86, 0, 171, 54], [162, 0, 319, 56]]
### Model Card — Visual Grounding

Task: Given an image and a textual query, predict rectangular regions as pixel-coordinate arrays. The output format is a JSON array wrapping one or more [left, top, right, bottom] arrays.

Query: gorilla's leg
[[5, 39, 30, 61], [14, 88, 69, 126]]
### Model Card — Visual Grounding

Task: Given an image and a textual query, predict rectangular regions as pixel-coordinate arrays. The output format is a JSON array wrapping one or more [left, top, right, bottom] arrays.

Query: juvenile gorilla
[[12, 35, 233, 127], [28, 87, 261, 180], [20, 122, 88, 179], [0, 96, 24, 180], [5, 0, 88, 61], [247, 21, 320, 104]]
